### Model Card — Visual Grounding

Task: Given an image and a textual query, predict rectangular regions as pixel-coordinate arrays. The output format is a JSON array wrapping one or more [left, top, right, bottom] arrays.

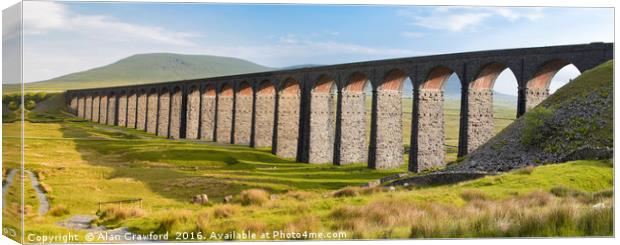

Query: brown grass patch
[[99, 206, 145, 222], [49, 205, 70, 216], [213, 204, 240, 218], [239, 189, 269, 206], [460, 189, 488, 202]]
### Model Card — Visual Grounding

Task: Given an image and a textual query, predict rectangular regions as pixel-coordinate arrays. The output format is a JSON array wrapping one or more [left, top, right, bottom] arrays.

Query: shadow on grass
[[58, 122, 404, 202]]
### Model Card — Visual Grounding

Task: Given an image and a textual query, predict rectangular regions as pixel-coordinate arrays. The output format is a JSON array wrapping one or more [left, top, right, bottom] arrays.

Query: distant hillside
[[451, 60, 613, 173], [15, 53, 274, 92]]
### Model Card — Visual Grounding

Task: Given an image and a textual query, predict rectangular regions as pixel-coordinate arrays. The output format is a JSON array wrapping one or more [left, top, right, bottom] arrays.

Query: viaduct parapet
[[66, 42, 613, 172]]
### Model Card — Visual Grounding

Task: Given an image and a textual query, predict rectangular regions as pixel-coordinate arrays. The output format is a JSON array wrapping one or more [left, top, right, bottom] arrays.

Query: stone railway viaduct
[[66, 43, 613, 172]]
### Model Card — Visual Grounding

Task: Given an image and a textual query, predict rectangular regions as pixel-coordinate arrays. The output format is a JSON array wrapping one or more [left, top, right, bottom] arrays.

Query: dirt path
[[58, 215, 151, 242], [2, 168, 18, 208], [2, 168, 50, 215]]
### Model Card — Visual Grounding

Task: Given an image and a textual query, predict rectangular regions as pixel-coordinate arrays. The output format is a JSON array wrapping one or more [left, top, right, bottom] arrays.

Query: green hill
[[451, 60, 613, 173], [13, 53, 273, 92]]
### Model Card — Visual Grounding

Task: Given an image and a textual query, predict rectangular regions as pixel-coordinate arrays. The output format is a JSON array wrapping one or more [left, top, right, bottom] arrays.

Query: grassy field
[[1, 120, 612, 240]]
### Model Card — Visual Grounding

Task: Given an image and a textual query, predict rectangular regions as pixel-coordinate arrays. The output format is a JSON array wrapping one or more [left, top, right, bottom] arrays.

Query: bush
[[24, 100, 36, 110], [238, 189, 269, 206], [522, 106, 554, 146], [8, 101, 18, 111], [49, 205, 70, 216]]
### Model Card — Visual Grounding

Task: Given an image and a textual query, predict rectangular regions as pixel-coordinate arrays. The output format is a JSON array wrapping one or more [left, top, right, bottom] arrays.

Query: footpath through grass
[[2, 121, 612, 240]]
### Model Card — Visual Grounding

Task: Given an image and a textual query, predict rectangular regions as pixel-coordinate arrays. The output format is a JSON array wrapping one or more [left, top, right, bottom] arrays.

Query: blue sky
[[9, 1, 614, 95]]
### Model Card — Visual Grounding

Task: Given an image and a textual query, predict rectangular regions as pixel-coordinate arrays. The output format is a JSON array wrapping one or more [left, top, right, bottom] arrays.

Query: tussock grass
[[460, 189, 488, 202], [98, 206, 145, 223], [332, 187, 360, 197], [238, 189, 269, 206], [328, 190, 613, 238], [213, 204, 240, 218], [157, 210, 193, 233], [515, 165, 535, 175], [284, 215, 322, 239], [49, 205, 70, 217], [195, 211, 210, 233]]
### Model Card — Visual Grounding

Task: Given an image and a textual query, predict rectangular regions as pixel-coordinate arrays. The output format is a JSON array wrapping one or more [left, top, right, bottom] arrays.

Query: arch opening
[[524, 59, 581, 112]]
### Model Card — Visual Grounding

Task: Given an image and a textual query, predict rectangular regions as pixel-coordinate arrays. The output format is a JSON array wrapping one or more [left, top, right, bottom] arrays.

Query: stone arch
[[146, 88, 159, 134], [200, 84, 217, 141], [421, 66, 454, 90], [157, 87, 171, 137], [462, 62, 516, 156], [117, 90, 128, 127], [169, 86, 183, 139], [523, 58, 581, 112], [308, 75, 337, 163], [185, 85, 201, 139], [234, 81, 254, 145], [336, 72, 370, 165], [378, 69, 408, 91], [254, 80, 276, 148], [344, 72, 370, 92], [411, 66, 460, 172], [275, 78, 301, 158], [369, 69, 409, 169], [216, 83, 234, 143], [127, 89, 137, 128]]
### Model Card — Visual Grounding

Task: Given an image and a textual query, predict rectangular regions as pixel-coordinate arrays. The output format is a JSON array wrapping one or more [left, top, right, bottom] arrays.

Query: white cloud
[[398, 7, 546, 31], [23, 1, 200, 46]]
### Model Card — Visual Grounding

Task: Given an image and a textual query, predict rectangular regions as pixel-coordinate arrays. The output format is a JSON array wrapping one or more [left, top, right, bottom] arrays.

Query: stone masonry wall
[[337, 92, 367, 164], [146, 93, 158, 134], [157, 93, 170, 137], [216, 96, 233, 143], [234, 95, 253, 145], [371, 90, 403, 169], [525, 87, 549, 111], [466, 89, 494, 154], [413, 90, 445, 172], [308, 93, 335, 163], [78, 97, 85, 118], [107, 95, 116, 126], [185, 90, 200, 139], [200, 95, 216, 141], [92, 96, 100, 122], [137, 93, 147, 131], [253, 95, 275, 148], [99, 95, 108, 124], [70, 97, 78, 114], [169, 91, 183, 139], [84, 96, 92, 121], [275, 95, 300, 158], [127, 93, 137, 128], [117, 94, 127, 127]]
